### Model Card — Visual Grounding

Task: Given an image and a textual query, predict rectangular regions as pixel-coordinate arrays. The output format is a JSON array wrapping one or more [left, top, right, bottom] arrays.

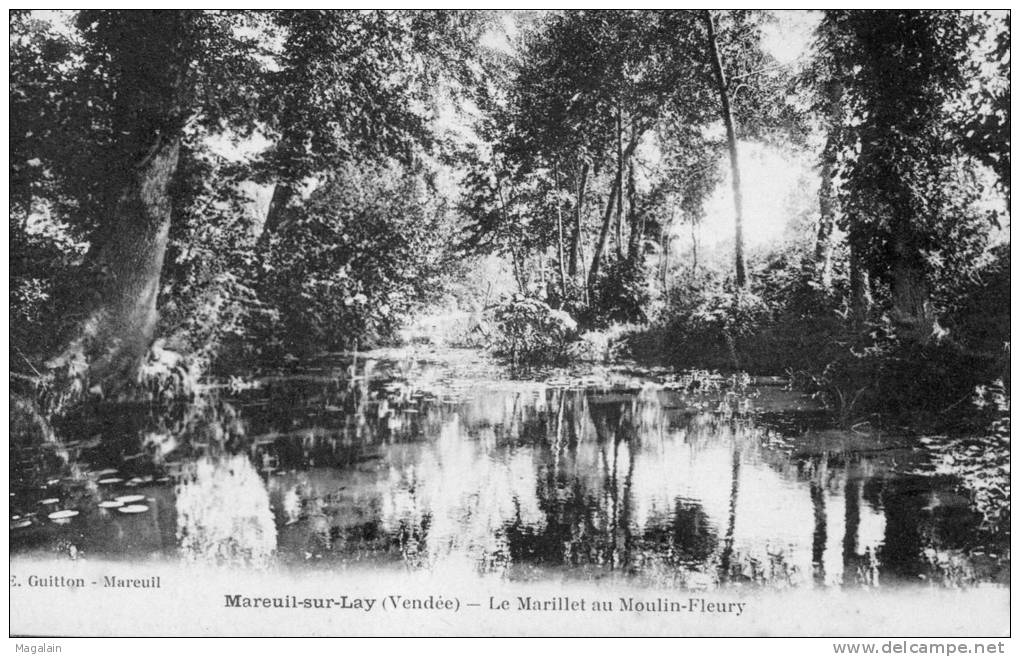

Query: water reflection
[[9, 355, 1008, 589]]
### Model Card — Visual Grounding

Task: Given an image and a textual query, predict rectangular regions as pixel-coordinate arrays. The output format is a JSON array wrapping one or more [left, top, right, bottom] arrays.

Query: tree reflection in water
[[9, 355, 1008, 589]]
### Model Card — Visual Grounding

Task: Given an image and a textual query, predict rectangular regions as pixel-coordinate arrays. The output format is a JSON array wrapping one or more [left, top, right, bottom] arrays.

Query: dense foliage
[[9, 10, 1010, 437]]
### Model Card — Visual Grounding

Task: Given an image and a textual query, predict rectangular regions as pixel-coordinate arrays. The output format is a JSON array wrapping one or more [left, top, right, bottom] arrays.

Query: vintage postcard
[[8, 8, 1010, 643]]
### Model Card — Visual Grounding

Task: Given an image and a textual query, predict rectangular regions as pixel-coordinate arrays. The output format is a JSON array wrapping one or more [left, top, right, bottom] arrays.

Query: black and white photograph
[[8, 8, 1011, 643]]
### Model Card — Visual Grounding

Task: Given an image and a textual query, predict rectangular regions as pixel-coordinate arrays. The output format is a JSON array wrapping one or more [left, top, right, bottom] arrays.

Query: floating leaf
[[117, 504, 149, 514], [48, 509, 79, 521]]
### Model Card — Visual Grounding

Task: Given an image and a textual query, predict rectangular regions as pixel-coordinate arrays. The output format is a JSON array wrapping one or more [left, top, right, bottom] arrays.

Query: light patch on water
[[175, 454, 276, 568]]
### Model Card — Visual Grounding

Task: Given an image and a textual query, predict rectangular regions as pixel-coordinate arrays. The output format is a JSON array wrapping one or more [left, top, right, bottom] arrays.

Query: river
[[10, 348, 1008, 592]]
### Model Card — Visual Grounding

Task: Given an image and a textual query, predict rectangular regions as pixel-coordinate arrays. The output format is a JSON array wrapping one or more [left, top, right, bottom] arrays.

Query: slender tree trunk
[[849, 239, 872, 324], [589, 134, 640, 303], [554, 163, 567, 298], [660, 222, 670, 303], [615, 107, 625, 260], [704, 10, 746, 288], [496, 177, 527, 294], [691, 220, 699, 274], [815, 80, 842, 289], [626, 159, 642, 263], [816, 153, 836, 289], [508, 243, 526, 293], [258, 182, 297, 245], [569, 161, 589, 277], [588, 179, 619, 303]]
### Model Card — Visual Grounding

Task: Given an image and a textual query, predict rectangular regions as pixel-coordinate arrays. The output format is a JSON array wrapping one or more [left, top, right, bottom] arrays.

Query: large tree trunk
[[890, 236, 937, 339], [704, 10, 747, 288], [43, 12, 198, 395], [569, 161, 589, 277], [48, 135, 181, 388]]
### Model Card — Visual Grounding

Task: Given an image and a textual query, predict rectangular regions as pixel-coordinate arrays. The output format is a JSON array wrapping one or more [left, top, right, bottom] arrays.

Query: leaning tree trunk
[[257, 182, 297, 245], [588, 134, 641, 303], [48, 135, 182, 389], [704, 10, 747, 288], [42, 11, 199, 396], [588, 176, 620, 303]]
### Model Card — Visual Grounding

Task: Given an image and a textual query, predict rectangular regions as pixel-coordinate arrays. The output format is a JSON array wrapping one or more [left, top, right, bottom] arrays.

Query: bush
[[256, 161, 456, 355], [490, 293, 577, 366], [591, 258, 652, 325], [648, 272, 772, 370], [10, 211, 88, 362]]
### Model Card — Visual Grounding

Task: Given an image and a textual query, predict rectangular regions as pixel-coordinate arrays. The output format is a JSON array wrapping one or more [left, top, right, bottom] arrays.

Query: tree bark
[[554, 162, 567, 298], [815, 79, 842, 289], [849, 239, 872, 324], [569, 160, 589, 277], [890, 236, 937, 339], [704, 10, 747, 288], [48, 135, 181, 387], [816, 153, 836, 289], [614, 107, 625, 260]]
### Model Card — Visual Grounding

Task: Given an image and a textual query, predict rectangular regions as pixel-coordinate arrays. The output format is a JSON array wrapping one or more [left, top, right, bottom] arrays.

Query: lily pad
[[98, 500, 124, 508], [114, 494, 146, 504], [38, 498, 60, 505], [48, 509, 79, 521], [117, 504, 149, 514], [98, 477, 123, 485]]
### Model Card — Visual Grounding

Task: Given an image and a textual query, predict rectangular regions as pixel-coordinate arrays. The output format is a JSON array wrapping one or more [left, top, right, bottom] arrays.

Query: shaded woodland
[[10, 10, 1010, 436]]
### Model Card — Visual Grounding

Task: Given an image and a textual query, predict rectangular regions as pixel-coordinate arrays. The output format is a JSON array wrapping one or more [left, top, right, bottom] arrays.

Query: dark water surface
[[9, 350, 1008, 589]]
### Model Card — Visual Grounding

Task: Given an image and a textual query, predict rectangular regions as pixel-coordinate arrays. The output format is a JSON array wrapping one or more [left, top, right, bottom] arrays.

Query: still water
[[9, 350, 1008, 590]]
